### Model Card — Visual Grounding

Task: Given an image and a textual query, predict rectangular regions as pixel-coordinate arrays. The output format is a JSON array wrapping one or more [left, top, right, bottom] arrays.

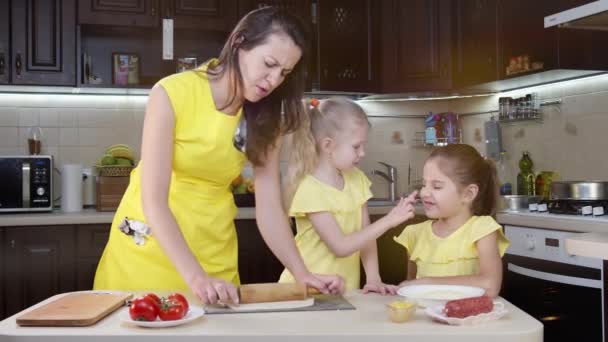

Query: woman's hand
[[362, 281, 399, 295], [385, 191, 418, 226], [189, 274, 240, 305], [297, 273, 345, 295]]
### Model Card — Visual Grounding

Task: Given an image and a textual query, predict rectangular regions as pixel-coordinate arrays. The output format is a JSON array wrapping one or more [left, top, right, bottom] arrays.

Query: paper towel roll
[[61, 164, 83, 212]]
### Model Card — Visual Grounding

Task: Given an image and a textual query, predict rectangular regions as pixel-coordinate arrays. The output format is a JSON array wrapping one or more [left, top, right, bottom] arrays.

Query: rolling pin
[[238, 283, 321, 304]]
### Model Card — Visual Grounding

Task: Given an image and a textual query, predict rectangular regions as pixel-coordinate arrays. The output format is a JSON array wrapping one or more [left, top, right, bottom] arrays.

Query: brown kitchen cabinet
[[235, 219, 285, 284], [2, 225, 77, 319], [317, 0, 380, 92], [453, 0, 500, 88], [75, 224, 111, 291], [0, 0, 8, 85], [365, 214, 427, 286], [0, 228, 4, 319], [379, 0, 453, 93], [79, 0, 238, 31], [78, 0, 160, 27], [238, 0, 311, 19], [1, 0, 76, 86]]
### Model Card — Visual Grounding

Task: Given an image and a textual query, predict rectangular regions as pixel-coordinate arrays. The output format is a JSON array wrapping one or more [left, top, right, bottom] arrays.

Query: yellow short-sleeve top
[[278, 168, 373, 290], [394, 216, 510, 278]]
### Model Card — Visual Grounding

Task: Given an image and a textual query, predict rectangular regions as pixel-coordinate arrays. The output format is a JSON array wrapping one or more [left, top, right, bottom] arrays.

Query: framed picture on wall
[[112, 53, 139, 86]]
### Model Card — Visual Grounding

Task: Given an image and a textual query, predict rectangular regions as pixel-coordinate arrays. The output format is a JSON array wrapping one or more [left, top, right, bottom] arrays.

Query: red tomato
[[143, 293, 161, 309], [167, 293, 189, 312], [159, 301, 186, 321], [129, 297, 159, 321]]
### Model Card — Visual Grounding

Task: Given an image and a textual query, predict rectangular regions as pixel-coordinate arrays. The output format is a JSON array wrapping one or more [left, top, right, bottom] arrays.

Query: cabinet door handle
[[10, 239, 15, 248], [0, 53, 5, 75], [15, 53, 22, 75], [151, 6, 156, 16], [29, 247, 52, 254]]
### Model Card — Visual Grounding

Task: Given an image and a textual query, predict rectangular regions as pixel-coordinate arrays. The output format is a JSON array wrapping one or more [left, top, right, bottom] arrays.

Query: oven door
[[502, 254, 603, 342], [0, 158, 26, 210]]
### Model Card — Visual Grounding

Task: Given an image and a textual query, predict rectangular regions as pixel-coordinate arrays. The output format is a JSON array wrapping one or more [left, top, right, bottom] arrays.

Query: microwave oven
[[0, 155, 53, 212]]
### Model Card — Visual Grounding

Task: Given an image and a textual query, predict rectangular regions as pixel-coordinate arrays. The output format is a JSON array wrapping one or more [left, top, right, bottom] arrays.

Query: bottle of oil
[[517, 151, 535, 195]]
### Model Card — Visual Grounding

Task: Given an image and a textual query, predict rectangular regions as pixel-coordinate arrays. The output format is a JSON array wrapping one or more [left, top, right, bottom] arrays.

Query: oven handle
[[22, 162, 30, 208], [508, 263, 602, 289]]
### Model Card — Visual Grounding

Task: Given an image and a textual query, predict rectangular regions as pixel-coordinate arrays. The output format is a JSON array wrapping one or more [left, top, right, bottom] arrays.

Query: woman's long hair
[[429, 144, 499, 216], [203, 7, 311, 166], [283, 97, 369, 209]]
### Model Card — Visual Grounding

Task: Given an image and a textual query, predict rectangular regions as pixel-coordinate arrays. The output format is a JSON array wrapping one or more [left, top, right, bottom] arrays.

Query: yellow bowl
[[387, 300, 416, 323]]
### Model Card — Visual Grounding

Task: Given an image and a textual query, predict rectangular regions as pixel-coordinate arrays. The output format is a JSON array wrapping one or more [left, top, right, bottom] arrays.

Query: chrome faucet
[[370, 162, 398, 202]]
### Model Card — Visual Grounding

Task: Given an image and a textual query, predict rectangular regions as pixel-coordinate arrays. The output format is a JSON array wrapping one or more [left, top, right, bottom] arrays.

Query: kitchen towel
[[61, 164, 83, 212]]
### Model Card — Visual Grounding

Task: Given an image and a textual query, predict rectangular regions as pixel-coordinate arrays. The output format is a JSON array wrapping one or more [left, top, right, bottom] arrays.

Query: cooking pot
[[550, 181, 608, 200], [500, 195, 542, 212]]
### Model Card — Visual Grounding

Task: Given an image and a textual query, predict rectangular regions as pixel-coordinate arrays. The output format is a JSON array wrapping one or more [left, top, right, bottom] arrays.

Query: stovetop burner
[[546, 199, 608, 215]]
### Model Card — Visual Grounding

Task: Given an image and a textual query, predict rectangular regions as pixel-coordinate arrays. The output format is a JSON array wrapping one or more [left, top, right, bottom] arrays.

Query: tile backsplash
[[2, 73, 608, 205]]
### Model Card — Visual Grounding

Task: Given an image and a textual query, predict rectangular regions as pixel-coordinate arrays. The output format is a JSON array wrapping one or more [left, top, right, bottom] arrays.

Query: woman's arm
[[406, 260, 417, 280], [140, 85, 239, 304], [402, 232, 503, 297], [308, 195, 416, 258], [253, 138, 342, 293]]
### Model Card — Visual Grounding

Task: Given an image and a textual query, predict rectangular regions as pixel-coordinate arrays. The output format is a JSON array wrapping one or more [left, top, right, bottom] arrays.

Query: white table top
[[0, 291, 542, 342]]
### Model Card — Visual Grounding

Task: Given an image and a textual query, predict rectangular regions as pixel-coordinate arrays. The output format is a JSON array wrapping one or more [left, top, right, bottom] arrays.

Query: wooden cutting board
[[16, 292, 132, 327]]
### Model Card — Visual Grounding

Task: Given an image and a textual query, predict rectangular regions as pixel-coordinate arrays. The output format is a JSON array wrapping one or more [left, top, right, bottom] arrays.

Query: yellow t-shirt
[[394, 216, 510, 278], [279, 168, 373, 290]]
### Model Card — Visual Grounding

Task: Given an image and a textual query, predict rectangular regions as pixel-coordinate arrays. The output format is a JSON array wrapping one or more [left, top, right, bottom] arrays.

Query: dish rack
[[413, 131, 463, 147]]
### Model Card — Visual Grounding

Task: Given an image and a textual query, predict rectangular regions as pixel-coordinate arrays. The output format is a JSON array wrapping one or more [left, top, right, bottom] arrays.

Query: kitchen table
[[0, 290, 542, 342]]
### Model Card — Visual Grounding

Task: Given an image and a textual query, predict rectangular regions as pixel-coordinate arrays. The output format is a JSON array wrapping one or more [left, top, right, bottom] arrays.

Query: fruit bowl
[[97, 165, 134, 177]]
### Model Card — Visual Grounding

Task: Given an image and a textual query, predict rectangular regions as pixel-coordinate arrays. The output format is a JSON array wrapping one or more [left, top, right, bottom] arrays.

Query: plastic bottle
[[497, 150, 512, 195], [517, 151, 535, 195]]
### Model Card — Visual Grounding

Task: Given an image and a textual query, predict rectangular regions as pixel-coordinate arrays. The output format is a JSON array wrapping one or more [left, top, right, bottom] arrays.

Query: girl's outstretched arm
[[399, 232, 503, 297], [308, 195, 415, 258]]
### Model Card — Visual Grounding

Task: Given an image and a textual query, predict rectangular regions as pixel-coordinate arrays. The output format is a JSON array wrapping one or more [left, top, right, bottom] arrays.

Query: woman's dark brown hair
[[204, 6, 311, 166], [429, 144, 499, 216]]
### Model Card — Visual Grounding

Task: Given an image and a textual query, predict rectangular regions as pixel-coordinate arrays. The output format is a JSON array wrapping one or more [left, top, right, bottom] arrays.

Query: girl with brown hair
[[94, 7, 342, 304]]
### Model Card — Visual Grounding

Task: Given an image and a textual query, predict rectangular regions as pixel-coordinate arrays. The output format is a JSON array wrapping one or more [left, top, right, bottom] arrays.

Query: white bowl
[[397, 284, 485, 308]]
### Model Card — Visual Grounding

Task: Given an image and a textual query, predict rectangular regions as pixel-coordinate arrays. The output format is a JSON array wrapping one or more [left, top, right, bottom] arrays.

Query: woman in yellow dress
[[94, 7, 343, 304]]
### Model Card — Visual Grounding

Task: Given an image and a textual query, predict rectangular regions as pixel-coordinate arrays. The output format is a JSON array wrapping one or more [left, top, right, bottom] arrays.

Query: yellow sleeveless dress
[[94, 63, 246, 290]]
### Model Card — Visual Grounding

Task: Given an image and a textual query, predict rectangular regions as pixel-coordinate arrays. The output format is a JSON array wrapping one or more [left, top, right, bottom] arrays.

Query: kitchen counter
[[0, 206, 397, 227], [0, 291, 542, 342], [496, 211, 608, 233]]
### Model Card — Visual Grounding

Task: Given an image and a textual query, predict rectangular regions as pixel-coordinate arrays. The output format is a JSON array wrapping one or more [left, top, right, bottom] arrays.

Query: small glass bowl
[[387, 300, 416, 323]]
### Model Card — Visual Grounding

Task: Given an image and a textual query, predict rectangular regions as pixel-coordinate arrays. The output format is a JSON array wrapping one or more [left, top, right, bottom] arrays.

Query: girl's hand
[[385, 191, 418, 226], [362, 281, 399, 295], [189, 274, 240, 305], [297, 272, 345, 295]]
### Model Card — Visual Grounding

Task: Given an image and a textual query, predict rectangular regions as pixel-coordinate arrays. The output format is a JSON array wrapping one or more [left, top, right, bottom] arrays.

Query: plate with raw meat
[[425, 301, 508, 326]]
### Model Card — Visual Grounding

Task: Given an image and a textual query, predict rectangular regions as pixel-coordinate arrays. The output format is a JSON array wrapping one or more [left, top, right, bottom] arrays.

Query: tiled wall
[[2, 73, 607, 203], [449, 74, 608, 185]]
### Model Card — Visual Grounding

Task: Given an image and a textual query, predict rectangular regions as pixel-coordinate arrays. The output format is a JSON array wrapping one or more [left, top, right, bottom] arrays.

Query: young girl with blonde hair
[[396, 144, 509, 297], [280, 97, 417, 292]]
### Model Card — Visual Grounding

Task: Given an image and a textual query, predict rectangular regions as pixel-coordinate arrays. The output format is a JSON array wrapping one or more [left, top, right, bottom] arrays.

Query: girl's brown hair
[[429, 144, 499, 216], [204, 7, 311, 166], [283, 97, 369, 208]]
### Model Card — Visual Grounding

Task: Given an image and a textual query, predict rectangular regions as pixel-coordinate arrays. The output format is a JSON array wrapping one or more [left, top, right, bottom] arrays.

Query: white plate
[[120, 306, 205, 328], [425, 301, 508, 325], [397, 284, 485, 308]]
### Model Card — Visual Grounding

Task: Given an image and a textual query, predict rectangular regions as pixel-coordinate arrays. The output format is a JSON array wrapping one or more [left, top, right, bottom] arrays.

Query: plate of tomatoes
[[121, 292, 205, 328]]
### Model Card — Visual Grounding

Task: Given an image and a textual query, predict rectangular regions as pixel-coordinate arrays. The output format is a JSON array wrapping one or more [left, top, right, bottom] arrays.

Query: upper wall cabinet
[[0, 0, 9, 84], [79, 0, 238, 31], [453, 0, 499, 88], [317, 0, 380, 92], [238, 0, 311, 20], [163, 0, 238, 31], [1, 0, 76, 86], [78, 0, 159, 27], [380, 0, 453, 93]]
